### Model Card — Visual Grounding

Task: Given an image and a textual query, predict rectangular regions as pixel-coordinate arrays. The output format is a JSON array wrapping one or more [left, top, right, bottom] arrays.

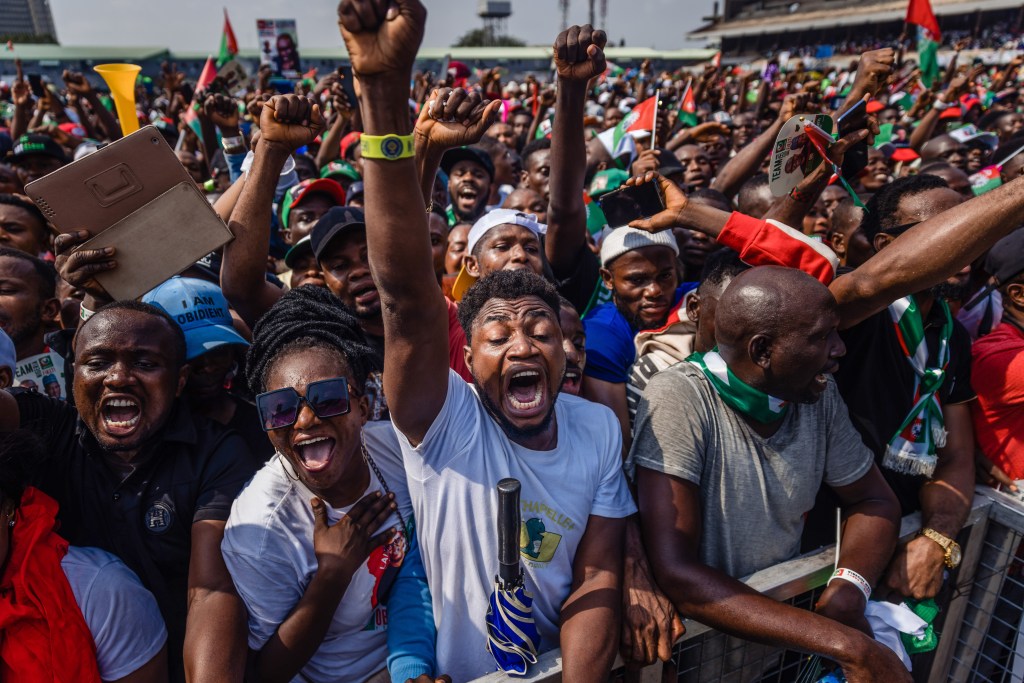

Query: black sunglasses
[[256, 378, 351, 431]]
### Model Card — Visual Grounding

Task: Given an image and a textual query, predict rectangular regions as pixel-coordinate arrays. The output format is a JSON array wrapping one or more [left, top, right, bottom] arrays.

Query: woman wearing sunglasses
[[221, 287, 442, 683]]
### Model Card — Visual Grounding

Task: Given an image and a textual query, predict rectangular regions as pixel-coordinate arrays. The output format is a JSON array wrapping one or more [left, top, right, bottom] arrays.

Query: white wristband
[[828, 567, 872, 602], [79, 303, 95, 322]]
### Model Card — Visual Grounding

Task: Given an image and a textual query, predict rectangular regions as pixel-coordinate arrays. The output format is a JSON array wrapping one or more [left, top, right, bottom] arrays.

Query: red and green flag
[[217, 9, 239, 67], [678, 80, 698, 127], [969, 166, 1001, 196], [601, 60, 624, 81], [906, 0, 941, 88], [184, 57, 218, 138], [613, 94, 658, 151]]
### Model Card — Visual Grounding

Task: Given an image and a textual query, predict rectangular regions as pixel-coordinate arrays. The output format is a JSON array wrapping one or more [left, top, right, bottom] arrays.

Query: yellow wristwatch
[[360, 134, 415, 161], [920, 528, 962, 568]]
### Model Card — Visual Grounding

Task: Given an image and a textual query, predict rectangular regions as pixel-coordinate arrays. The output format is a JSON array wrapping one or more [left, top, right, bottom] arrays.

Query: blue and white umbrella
[[485, 478, 541, 676]]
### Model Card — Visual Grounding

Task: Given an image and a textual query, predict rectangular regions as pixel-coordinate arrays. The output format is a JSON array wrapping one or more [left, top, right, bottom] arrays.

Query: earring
[[7, 519, 13, 528]]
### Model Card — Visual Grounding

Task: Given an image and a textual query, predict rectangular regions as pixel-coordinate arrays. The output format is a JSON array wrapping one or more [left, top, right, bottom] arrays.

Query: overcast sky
[[48, 0, 715, 51]]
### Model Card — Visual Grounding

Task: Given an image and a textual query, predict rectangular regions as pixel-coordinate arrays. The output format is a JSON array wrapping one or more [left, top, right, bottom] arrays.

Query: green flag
[[918, 31, 940, 89], [217, 10, 238, 68]]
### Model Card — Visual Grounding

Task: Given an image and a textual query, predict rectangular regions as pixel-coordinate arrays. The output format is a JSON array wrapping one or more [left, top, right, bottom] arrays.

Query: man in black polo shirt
[[818, 175, 976, 604], [0, 300, 253, 683]]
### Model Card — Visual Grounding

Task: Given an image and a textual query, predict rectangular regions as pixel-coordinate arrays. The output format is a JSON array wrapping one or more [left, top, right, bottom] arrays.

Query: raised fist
[[62, 70, 93, 96], [336, 0, 427, 80], [553, 24, 607, 82], [203, 93, 241, 132], [259, 94, 325, 151]]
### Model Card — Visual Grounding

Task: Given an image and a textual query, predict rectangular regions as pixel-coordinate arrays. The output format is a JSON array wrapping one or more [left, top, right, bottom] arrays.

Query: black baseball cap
[[440, 146, 494, 181], [310, 206, 366, 262], [985, 229, 1024, 287], [12, 134, 68, 163], [347, 181, 365, 203], [965, 228, 1024, 309]]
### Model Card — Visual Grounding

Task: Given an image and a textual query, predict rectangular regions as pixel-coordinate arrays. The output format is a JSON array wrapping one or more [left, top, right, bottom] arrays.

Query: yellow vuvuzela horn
[[93, 63, 141, 135]]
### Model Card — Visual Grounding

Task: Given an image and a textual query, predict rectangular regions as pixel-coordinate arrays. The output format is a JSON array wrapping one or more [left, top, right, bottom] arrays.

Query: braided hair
[[245, 285, 381, 394]]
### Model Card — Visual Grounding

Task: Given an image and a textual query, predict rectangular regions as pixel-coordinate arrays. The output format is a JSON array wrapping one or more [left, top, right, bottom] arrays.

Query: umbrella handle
[[497, 478, 522, 585]]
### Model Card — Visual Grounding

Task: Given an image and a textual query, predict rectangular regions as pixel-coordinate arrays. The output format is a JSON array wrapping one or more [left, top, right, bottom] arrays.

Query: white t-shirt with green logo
[[395, 370, 636, 680]]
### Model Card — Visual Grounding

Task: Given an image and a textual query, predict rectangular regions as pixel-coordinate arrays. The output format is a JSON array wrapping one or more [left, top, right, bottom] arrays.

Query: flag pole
[[895, 20, 910, 69], [652, 88, 660, 147]]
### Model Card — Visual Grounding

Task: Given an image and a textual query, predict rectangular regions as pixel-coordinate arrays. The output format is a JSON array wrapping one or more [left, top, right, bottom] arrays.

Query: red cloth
[[971, 322, 1024, 479], [906, 0, 942, 40], [447, 297, 473, 382], [716, 212, 838, 286], [0, 487, 101, 683]]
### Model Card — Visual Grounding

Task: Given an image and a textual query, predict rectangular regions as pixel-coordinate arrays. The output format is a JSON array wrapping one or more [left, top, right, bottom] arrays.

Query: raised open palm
[[415, 88, 501, 151]]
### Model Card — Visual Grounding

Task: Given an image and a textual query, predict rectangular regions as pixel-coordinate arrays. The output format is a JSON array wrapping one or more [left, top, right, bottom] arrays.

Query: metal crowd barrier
[[470, 488, 1024, 683]]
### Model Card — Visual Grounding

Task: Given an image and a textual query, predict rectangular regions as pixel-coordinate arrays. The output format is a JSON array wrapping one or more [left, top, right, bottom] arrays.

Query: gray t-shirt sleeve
[[627, 366, 709, 485], [822, 382, 875, 488], [63, 546, 167, 681]]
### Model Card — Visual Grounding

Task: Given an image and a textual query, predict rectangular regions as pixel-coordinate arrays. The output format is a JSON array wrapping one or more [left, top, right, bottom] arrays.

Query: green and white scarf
[[687, 349, 789, 424], [883, 296, 953, 477]]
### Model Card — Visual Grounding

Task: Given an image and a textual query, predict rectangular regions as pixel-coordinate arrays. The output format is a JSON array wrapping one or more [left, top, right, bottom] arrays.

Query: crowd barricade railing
[[468, 488, 1024, 683]]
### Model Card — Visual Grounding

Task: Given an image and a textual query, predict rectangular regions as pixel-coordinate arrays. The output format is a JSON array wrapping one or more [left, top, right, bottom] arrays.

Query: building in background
[[0, 0, 58, 42], [689, 0, 1023, 58]]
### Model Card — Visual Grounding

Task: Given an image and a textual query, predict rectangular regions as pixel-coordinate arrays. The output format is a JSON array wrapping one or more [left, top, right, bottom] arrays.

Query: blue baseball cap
[[142, 277, 249, 361]]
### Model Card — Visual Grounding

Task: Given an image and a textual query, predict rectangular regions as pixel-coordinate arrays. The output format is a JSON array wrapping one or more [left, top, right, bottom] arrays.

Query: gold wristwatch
[[920, 528, 962, 568]]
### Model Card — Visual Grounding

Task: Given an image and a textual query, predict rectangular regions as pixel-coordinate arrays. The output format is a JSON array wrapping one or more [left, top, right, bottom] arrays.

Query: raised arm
[[763, 129, 869, 228], [834, 49, 894, 120], [413, 87, 501, 206], [831, 174, 1024, 328], [909, 68, 977, 152], [10, 67, 33, 141], [712, 92, 807, 199], [338, 0, 447, 444], [220, 95, 323, 328], [544, 25, 606, 274]]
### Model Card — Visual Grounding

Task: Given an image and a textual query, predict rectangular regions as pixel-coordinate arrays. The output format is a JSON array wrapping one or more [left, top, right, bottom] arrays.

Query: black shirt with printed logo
[[14, 390, 256, 683]]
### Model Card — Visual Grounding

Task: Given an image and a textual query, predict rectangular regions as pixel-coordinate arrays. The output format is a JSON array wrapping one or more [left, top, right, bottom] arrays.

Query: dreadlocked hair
[[245, 285, 381, 394]]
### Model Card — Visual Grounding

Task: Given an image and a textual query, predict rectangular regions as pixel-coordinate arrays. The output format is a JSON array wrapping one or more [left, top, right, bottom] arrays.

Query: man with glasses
[[0, 301, 255, 683]]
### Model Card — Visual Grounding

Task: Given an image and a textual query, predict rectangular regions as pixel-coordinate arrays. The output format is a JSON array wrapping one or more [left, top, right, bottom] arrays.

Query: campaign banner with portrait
[[257, 19, 302, 78], [15, 349, 66, 400]]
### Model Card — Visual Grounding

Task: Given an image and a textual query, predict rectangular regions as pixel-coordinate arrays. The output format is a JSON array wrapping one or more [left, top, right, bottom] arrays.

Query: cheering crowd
[[2, 1, 1024, 682]]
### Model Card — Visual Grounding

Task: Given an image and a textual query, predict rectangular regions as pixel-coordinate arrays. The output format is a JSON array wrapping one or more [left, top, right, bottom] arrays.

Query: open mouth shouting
[[504, 367, 548, 418], [456, 185, 480, 211], [350, 283, 380, 310], [100, 395, 143, 437], [293, 435, 336, 473], [561, 366, 582, 396]]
